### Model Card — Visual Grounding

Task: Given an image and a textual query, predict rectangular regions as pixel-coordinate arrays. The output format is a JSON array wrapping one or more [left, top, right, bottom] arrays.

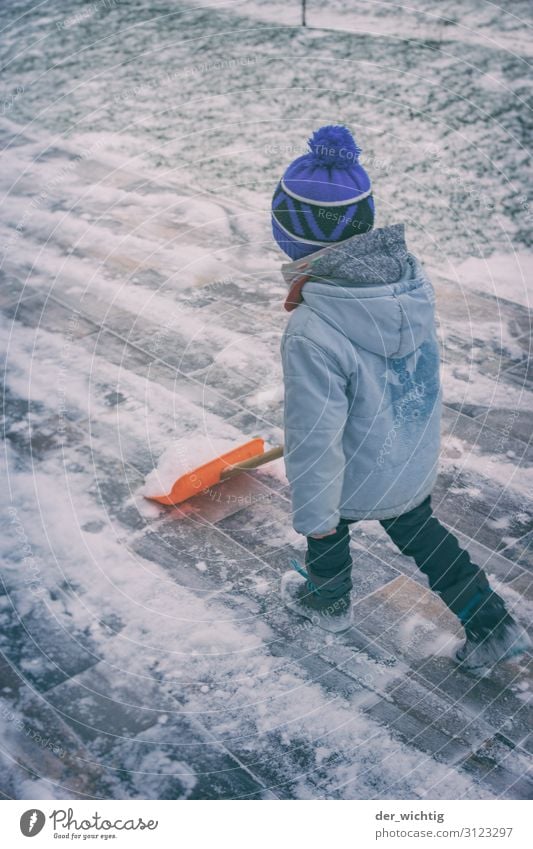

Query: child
[[272, 125, 530, 670]]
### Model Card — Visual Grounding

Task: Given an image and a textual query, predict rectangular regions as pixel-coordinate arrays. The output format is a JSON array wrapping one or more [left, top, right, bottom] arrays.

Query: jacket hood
[[281, 224, 435, 358]]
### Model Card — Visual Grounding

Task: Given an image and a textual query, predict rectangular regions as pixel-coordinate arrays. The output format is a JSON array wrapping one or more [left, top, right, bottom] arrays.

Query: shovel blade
[[145, 437, 265, 505]]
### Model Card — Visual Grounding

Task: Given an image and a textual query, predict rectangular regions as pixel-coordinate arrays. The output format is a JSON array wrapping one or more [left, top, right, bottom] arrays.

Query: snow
[[488, 575, 533, 628], [440, 360, 529, 410], [247, 384, 284, 408], [441, 433, 533, 499], [453, 253, 533, 309]]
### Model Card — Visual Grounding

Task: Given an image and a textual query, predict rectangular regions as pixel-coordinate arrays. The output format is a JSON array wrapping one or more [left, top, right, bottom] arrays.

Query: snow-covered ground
[[1, 0, 532, 799]]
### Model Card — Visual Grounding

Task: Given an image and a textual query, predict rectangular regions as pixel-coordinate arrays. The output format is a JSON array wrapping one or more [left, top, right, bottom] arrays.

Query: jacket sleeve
[[281, 331, 349, 536]]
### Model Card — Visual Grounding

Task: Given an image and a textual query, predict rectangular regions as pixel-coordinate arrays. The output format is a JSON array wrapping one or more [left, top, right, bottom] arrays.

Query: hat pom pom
[[307, 125, 362, 169]]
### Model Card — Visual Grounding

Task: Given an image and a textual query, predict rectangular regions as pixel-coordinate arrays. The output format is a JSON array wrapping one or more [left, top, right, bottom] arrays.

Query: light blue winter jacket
[[280, 224, 442, 536]]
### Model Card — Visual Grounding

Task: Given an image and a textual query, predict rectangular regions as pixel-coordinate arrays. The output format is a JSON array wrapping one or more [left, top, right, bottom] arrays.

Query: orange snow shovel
[[145, 438, 284, 506]]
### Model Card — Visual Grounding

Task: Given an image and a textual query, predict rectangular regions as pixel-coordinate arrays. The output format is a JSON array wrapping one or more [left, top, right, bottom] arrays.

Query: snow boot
[[455, 614, 531, 672], [281, 560, 353, 633]]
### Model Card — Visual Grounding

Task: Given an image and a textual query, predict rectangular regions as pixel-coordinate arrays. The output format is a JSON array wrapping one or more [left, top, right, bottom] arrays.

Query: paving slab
[[442, 404, 533, 466], [52, 289, 158, 340], [78, 329, 159, 374], [3, 294, 100, 338], [4, 413, 84, 459], [0, 272, 38, 308], [410, 657, 533, 754], [498, 531, 533, 573], [86, 718, 269, 799], [0, 588, 109, 694], [362, 697, 474, 765], [0, 651, 26, 700], [43, 663, 176, 750], [459, 734, 533, 800], [3, 685, 117, 799], [504, 358, 533, 391], [473, 408, 533, 444], [433, 470, 533, 558]]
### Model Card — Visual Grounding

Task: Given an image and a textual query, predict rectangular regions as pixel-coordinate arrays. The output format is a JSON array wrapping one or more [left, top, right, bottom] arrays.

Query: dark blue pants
[[305, 495, 504, 626]]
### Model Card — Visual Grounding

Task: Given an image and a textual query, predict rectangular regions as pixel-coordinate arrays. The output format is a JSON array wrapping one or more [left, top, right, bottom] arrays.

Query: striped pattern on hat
[[272, 180, 375, 251]]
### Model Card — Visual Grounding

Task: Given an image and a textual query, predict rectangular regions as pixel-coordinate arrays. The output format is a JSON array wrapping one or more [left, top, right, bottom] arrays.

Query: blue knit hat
[[271, 125, 375, 260]]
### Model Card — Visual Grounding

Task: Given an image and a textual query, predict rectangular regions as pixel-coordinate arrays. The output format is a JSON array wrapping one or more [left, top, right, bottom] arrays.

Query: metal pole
[[302, 0, 306, 27]]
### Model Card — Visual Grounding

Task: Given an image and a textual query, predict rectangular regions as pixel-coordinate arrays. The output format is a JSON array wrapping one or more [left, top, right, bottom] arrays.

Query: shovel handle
[[220, 444, 284, 480]]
